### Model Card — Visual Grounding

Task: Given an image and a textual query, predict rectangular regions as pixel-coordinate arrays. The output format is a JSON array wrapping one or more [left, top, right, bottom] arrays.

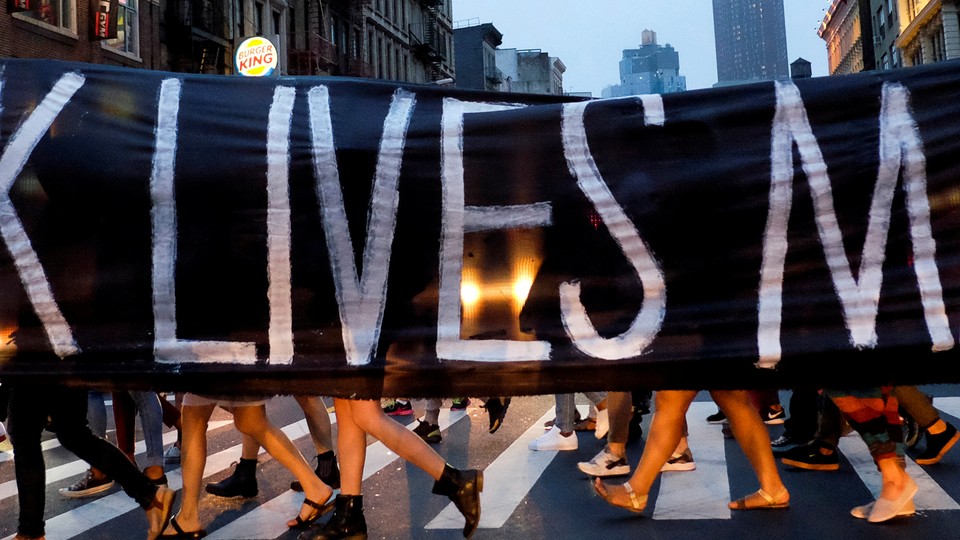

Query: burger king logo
[[236, 37, 278, 77]]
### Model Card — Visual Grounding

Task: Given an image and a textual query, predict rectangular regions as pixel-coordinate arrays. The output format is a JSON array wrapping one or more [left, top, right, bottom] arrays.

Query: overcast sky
[[452, 1, 834, 96]]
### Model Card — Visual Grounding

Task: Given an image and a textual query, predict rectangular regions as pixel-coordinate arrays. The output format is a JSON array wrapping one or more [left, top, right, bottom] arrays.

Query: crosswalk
[[3, 396, 960, 538]]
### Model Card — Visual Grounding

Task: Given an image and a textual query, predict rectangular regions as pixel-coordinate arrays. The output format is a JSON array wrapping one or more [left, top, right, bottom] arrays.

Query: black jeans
[[8, 384, 157, 538]]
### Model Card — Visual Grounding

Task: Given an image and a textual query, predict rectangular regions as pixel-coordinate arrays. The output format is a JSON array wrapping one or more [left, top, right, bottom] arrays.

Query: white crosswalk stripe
[[653, 401, 731, 520]]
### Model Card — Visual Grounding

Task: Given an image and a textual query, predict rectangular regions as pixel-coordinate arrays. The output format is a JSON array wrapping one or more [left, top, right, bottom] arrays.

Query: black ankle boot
[[205, 458, 258, 497], [298, 494, 366, 540], [432, 464, 483, 538], [292, 451, 341, 492]]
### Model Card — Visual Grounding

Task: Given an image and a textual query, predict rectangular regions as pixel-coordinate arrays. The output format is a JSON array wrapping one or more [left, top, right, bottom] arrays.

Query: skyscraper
[[712, 0, 789, 86], [602, 29, 687, 98]]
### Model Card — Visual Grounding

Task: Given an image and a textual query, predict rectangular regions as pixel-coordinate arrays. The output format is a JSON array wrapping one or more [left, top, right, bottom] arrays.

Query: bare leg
[[338, 399, 445, 481], [161, 403, 215, 534], [295, 395, 334, 455], [597, 390, 696, 510], [228, 405, 332, 526], [333, 398, 367, 495], [712, 390, 788, 506]]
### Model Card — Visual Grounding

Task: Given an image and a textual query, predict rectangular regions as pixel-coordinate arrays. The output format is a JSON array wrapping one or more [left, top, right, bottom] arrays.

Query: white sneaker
[[660, 448, 696, 472], [529, 426, 578, 451], [594, 409, 609, 439], [578, 449, 630, 477], [163, 445, 181, 464]]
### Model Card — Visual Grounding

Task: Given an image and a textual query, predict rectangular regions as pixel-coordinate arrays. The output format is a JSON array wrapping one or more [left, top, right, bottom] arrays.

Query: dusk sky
[[452, 1, 834, 96]]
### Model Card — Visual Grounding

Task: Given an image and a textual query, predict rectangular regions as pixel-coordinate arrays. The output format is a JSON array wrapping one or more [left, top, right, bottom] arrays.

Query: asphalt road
[[2, 388, 960, 539]]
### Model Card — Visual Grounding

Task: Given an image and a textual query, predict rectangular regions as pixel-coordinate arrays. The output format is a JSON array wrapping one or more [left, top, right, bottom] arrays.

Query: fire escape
[[164, 0, 230, 74], [411, 0, 445, 81], [289, 0, 373, 77]]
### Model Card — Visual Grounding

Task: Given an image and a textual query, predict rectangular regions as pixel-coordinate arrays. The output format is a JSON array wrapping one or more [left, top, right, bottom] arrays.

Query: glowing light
[[512, 276, 533, 305], [461, 282, 481, 307]]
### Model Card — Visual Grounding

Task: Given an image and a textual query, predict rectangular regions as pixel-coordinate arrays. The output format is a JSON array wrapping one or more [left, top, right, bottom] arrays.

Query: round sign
[[235, 37, 278, 77]]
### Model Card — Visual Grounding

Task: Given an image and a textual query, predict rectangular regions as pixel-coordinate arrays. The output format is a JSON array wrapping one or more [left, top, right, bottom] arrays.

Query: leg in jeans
[[131, 391, 166, 471], [50, 388, 157, 508], [8, 385, 49, 539], [894, 386, 939, 430], [605, 391, 632, 458], [112, 391, 137, 461], [554, 394, 576, 433]]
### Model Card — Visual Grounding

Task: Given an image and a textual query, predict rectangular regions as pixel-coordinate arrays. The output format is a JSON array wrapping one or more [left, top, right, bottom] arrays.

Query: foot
[[779, 441, 839, 471], [593, 478, 646, 513], [145, 485, 177, 539], [286, 495, 335, 529], [728, 488, 789, 510], [159, 516, 207, 539], [528, 426, 578, 451], [915, 423, 960, 465], [869, 475, 918, 523], [660, 448, 696, 472], [59, 469, 115, 498], [577, 448, 630, 477]]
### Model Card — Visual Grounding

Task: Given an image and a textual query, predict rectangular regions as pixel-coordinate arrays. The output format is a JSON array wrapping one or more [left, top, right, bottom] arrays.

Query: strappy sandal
[[288, 495, 335, 529], [729, 488, 789, 510], [593, 478, 646, 514], [159, 517, 207, 539]]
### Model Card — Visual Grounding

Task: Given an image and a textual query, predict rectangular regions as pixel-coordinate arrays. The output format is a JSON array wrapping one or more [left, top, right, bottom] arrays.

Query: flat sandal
[[594, 478, 646, 514], [729, 488, 789, 510]]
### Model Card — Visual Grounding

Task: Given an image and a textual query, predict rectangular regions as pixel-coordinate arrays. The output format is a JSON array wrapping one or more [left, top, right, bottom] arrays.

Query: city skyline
[[453, 0, 833, 96]]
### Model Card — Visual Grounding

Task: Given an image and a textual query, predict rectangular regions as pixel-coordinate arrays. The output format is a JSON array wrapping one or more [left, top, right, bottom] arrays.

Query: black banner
[[2, 59, 960, 397]]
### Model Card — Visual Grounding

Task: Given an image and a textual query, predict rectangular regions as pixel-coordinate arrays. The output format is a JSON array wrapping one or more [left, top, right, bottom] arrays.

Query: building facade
[[820, 0, 867, 74], [602, 29, 686, 98], [496, 48, 565, 95], [451, 21, 502, 91], [819, 0, 960, 74], [712, 0, 789, 85], [2, 0, 455, 83], [896, 0, 960, 66]]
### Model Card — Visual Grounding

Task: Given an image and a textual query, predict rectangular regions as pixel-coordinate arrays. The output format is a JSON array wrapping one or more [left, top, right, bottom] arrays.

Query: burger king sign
[[236, 36, 279, 77]]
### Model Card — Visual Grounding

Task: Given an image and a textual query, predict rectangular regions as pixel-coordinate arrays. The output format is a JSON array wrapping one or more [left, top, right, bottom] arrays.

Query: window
[[17, 0, 76, 33], [255, 1, 264, 35], [104, 0, 138, 56]]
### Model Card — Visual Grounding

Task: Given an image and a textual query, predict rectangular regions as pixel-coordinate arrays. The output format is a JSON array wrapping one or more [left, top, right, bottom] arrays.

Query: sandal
[[593, 478, 646, 514], [145, 485, 176, 540], [729, 488, 789, 510], [159, 517, 207, 539], [287, 495, 335, 529]]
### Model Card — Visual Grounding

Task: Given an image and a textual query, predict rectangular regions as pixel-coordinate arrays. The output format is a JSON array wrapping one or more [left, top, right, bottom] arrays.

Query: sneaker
[[163, 445, 181, 464], [59, 469, 115, 498], [451, 398, 470, 411], [383, 400, 413, 416], [484, 397, 510, 434], [780, 442, 840, 471], [903, 417, 921, 448], [771, 434, 806, 452], [413, 420, 442, 444], [529, 426, 578, 451], [594, 409, 609, 439], [661, 448, 696, 472], [915, 423, 960, 465], [764, 406, 786, 425], [706, 410, 727, 424], [578, 449, 630, 477]]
